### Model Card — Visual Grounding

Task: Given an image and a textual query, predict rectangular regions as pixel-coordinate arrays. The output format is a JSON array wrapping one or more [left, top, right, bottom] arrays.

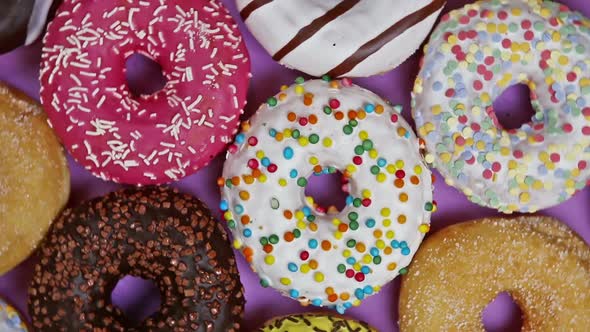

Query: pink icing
[[40, 0, 250, 184]]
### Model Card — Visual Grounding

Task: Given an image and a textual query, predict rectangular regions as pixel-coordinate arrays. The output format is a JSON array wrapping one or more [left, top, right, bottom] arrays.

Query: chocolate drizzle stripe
[[240, 0, 274, 21], [327, 0, 446, 77], [272, 0, 361, 62]]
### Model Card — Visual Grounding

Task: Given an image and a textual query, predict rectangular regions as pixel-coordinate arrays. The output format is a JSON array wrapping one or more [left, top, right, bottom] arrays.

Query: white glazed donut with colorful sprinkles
[[413, 0, 590, 213], [0, 297, 28, 332], [220, 78, 435, 312]]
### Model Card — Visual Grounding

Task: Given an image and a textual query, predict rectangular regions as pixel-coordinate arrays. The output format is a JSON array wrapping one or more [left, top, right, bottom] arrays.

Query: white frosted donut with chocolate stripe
[[0, 0, 60, 54], [237, 0, 446, 77], [26, 0, 58, 45]]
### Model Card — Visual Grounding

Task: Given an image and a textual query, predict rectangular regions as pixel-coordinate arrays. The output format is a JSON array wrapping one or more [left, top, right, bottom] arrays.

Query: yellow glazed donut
[[399, 216, 590, 331], [258, 313, 376, 332], [0, 82, 70, 274]]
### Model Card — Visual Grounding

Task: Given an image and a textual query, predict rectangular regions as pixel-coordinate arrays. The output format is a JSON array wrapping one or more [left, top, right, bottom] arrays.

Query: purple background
[[1, 0, 589, 331]]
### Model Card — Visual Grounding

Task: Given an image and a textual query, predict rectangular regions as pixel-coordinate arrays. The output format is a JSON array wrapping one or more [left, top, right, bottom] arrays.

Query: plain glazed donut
[[236, 0, 445, 77], [29, 186, 245, 331], [40, 0, 250, 184], [220, 78, 434, 312], [0, 296, 28, 332], [0, 0, 61, 54], [0, 82, 70, 275], [257, 313, 376, 332], [413, 0, 590, 213], [399, 216, 590, 331]]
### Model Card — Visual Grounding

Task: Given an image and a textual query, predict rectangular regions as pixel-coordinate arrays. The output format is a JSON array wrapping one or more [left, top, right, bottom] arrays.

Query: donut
[[0, 82, 70, 275], [398, 216, 590, 331], [236, 0, 446, 77], [40, 0, 250, 185], [28, 186, 245, 331], [220, 78, 435, 313], [412, 0, 590, 213], [0, 0, 61, 54], [0, 297, 28, 332], [258, 313, 376, 332]]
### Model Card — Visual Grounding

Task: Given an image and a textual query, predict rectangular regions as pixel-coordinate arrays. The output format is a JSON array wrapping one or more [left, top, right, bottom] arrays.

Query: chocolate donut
[[0, 0, 60, 54], [29, 186, 245, 332]]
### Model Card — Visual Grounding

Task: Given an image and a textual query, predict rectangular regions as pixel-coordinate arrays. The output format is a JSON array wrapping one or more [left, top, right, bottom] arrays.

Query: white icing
[[345, 11, 440, 77], [237, 0, 444, 77], [242, 0, 342, 56], [412, 0, 590, 213], [25, 0, 54, 45], [221, 79, 433, 311]]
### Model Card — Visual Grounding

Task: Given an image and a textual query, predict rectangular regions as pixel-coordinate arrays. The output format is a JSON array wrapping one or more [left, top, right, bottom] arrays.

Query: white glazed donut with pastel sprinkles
[[0, 297, 28, 332], [220, 78, 434, 312], [413, 0, 590, 213]]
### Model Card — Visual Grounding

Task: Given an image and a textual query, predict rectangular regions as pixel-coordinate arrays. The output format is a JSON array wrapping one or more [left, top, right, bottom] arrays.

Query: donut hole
[[304, 169, 347, 213], [111, 275, 162, 326], [125, 53, 167, 97], [482, 292, 523, 332], [491, 83, 537, 131]]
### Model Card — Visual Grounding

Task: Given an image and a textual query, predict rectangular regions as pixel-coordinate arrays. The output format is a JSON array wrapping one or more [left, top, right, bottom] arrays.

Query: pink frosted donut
[[40, 0, 250, 184]]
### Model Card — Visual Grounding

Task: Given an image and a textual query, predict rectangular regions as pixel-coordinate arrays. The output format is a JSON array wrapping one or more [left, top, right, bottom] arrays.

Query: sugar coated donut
[[412, 0, 590, 213], [220, 78, 435, 312], [399, 216, 590, 331], [0, 0, 60, 54], [237, 0, 445, 77], [29, 186, 245, 331], [258, 313, 376, 332], [0, 82, 70, 275], [0, 297, 28, 332], [40, 0, 250, 185]]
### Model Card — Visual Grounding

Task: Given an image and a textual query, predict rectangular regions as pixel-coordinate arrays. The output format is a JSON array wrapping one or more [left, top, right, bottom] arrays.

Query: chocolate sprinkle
[[28, 186, 244, 332]]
